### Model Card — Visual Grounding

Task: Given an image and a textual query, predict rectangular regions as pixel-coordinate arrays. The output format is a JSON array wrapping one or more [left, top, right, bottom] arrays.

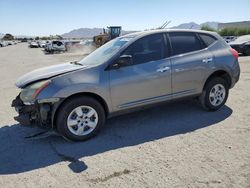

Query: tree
[[40, 36, 50, 40], [56, 35, 63, 39], [35, 36, 40, 40], [201, 25, 216, 32], [2, 33, 14, 40], [219, 27, 250, 36]]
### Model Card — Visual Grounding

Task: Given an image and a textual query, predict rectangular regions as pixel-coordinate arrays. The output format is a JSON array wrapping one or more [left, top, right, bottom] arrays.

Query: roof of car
[[123, 29, 217, 38]]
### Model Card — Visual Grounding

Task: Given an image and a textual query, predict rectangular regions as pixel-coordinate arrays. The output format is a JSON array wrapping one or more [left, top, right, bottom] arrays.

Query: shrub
[[201, 25, 216, 32], [219, 27, 250, 36]]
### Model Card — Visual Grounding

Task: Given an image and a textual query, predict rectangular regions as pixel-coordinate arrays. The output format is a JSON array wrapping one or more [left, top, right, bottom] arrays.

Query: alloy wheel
[[209, 84, 226, 106], [67, 106, 98, 136]]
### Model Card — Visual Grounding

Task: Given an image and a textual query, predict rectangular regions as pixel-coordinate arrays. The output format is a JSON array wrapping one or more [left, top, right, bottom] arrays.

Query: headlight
[[20, 80, 51, 103]]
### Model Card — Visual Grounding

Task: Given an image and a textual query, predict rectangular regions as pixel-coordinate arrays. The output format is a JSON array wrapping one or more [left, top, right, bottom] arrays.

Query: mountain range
[[61, 22, 219, 38], [171, 22, 219, 30], [61, 28, 137, 38], [0, 22, 220, 39]]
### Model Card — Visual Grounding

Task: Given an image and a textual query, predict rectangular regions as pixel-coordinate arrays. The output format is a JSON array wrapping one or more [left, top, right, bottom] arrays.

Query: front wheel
[[56, 96, 106, 141], [199, 77, 229, 111]]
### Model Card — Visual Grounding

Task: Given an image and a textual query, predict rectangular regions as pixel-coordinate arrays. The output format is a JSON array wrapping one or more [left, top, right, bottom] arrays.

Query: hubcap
[[209, 84, 226, 106], [67, 106, 98, 136]]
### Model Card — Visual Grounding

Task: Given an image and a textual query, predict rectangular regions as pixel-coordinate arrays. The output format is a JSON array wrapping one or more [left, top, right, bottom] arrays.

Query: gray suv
[[12, 29, 240, 141]]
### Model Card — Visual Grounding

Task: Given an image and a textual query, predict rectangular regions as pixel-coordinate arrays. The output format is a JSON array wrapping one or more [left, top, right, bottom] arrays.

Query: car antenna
[[159, 20, 171, 29]]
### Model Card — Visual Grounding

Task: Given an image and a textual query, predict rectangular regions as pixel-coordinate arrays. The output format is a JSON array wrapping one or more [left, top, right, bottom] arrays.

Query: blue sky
[[0, 0, 249, 36]]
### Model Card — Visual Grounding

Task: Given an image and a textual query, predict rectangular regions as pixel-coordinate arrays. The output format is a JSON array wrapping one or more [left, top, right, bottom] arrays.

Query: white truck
[[44, 40, 66, 53]]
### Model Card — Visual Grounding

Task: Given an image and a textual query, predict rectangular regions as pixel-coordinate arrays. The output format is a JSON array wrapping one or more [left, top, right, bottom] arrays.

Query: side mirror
[[111, 55, 132, 69]]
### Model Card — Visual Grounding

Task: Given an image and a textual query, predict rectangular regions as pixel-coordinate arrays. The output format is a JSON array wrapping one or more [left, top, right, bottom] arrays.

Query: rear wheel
[[98, 39, 102, 45], [56, 96, 106, 141], [199, 77, 229, 111]]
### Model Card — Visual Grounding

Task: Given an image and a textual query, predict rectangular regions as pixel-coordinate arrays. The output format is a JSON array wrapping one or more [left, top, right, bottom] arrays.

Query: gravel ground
[[0, 43, 249, 188]]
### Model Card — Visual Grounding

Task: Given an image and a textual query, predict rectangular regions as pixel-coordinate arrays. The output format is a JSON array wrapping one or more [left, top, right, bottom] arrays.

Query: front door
[[109, 33, 172, 111]]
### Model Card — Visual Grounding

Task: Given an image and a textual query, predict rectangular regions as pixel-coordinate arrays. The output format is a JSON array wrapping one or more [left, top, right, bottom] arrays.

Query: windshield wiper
[[70, 61, 83, 66]]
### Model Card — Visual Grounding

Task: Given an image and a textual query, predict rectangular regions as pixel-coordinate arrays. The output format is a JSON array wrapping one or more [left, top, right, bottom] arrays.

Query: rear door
[[168, 32, 215, 98], [109, 33, 172, 110]]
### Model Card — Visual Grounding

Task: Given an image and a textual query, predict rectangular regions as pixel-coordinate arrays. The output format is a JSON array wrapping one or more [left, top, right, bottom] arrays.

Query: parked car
[[29, 41, 39, 48], [0, 40, 7, 47], [12, 29, 240, 141], [44, 40, 66, 53], [38, 41, 46, 48], [6, 41, 14, 45], [223, 36, 236, 43], [21, 38, 28, 42], [229, 35, 250, 56]]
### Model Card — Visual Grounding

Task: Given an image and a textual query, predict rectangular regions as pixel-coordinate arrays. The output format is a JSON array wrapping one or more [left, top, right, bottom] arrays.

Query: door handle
[[202, 57, 213, 63], [157, 66, 170, 73], [175, 68, 185, 72]]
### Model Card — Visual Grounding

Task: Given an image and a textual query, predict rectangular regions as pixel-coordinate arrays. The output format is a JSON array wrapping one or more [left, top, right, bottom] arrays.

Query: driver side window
[[122, 34, 166, 65]]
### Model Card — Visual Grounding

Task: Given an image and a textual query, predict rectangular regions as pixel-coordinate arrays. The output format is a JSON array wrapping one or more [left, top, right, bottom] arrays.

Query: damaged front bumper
[[11, 95, 55, 129]]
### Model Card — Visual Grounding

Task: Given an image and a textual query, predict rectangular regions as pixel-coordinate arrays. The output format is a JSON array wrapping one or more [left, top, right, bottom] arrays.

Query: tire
[[56, 96, 106, 141], [97, 38, 102, 46], [199, 77, 229, 111]]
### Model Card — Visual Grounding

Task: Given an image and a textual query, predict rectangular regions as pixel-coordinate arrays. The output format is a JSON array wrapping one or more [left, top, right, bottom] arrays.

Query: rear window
[[199, 34, 217, 47], [169, 32, 202, 56]]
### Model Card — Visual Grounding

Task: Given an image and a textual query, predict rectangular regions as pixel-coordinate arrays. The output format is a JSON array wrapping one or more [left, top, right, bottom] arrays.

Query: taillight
[[229, 48, 239, 60]]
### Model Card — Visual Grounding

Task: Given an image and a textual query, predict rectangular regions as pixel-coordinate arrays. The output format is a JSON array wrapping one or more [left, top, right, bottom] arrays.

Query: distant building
[[218, 21, 250, 30]]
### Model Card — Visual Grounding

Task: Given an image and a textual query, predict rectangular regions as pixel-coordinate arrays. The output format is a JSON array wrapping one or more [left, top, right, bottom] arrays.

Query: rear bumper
[[230, 60, 241, 88], [11, 95, 53, 129], [231, 70, 240, 88]]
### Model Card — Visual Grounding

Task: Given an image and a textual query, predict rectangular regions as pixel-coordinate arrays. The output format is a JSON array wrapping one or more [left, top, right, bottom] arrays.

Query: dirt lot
[[0, 43, 250, 188]]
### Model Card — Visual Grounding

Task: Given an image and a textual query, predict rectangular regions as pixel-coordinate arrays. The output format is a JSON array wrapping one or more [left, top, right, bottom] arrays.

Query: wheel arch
[[52, 92, 109, 129], [203, 70, 232, 91]]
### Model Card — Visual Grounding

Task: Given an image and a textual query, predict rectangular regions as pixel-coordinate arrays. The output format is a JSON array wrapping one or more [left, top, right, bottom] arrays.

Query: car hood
[[16, 62, 87, 88]]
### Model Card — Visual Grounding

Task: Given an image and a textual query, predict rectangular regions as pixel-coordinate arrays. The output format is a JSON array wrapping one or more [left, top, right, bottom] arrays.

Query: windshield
[[79, 37, 134, 66], [234, 35, 250, 42]]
